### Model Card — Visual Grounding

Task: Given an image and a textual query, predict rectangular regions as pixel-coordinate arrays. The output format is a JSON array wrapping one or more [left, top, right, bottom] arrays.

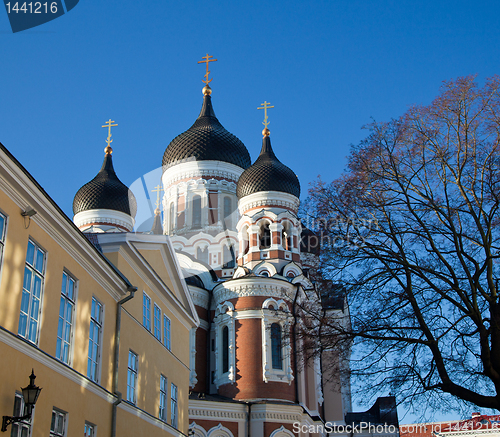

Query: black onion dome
[[73, 152, 137, 217], [236, 135, 300, 199], [162, 93, 251, 171]]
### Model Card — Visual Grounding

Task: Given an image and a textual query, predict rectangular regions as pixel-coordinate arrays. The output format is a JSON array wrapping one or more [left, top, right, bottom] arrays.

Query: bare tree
[[302, 76, 500, 412]]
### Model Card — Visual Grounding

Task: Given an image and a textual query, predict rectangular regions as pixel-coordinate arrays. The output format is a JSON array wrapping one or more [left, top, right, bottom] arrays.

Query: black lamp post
[[2, 370, 42, 432]]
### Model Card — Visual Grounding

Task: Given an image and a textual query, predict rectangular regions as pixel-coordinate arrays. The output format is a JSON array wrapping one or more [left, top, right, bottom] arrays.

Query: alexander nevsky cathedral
[[70, 56, 397, 437]]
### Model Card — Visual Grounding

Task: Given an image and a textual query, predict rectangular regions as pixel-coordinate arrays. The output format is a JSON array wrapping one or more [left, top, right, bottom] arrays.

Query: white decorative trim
[[270, 426, 295, 437], [190, 286, 210, 309], [238, 191, 299, 215], [213, 301, 236, 387], [207, 423, 234, 437], [162, 161, 244, 188], [212, 278, 295, 304], [262, 313, 294, 384], [74, 209, 135, 232], [262, 298, 288, 311], [189, 422, 208, 437]]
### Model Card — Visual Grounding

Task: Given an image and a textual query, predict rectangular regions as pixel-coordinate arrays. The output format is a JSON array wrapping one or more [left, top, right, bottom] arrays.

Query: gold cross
[[198, 53, 217, 85], [102, 119, 118, 147], [151, 184, 163, 210], [257, 101, 274, 129]]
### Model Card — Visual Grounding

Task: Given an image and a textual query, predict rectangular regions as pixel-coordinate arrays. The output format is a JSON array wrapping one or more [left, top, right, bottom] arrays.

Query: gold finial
[[258, 101, 274, 136], [102, 119, 118, 153], [198, 53, 217, 85], [152, 184, 163, 213]]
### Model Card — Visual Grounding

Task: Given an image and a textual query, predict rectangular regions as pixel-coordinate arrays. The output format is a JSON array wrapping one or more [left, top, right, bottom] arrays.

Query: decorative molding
[[270, 426, 295, 437], [238, 191, 299, 215], [190, 328, 198, 388], [207, 423, 234, 437], [74, 209, 134, 232]]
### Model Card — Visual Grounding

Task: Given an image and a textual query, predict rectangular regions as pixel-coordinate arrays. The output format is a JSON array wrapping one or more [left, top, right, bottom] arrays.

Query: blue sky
[[1, 0, 500, 422]]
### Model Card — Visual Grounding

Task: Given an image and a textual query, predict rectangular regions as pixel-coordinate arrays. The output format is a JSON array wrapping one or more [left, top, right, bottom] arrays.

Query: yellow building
[[0, 141, 198, 436]]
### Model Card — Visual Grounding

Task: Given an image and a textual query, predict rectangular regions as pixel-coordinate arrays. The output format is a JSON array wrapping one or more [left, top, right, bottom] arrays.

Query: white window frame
[[18, 239, 46, 344], [163, 315, 171, 350], [159, 374, 167, 422], [50, 408, 67, 437], [170, 383, 178, 429], [87, 296, 103, 383], [213, 301, 235, 387], [127, 350, 138, 404], [56, 271, 76, 365], [262, 299, 293, 384], [154, 304, 161, 341], [10, 392, 31, 437], [142, 292, 151, 331]]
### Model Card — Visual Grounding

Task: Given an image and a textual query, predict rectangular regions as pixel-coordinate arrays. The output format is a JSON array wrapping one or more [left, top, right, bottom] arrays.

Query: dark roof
[[73, 152, 137, 217], [162, 94, 251, 171], [345, 396, 398, 426], [300, 226, 320, 255], [236, 135, 300, 199]]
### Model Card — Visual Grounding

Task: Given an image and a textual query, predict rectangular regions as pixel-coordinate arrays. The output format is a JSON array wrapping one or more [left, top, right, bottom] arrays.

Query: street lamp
[[2, 370, 42, 432]]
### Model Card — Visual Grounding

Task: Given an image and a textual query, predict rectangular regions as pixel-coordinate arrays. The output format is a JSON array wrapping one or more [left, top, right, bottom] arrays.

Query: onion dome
[[73, 147, 137, 217], [162, 86, 251, 171], [236, 130, 300, 199]]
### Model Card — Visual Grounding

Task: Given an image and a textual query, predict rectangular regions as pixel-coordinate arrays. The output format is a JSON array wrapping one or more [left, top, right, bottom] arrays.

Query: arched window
[[223, 245, 235, 269], [192, 195, 201, 229], [223, 197, 232, 228], [169, 203, 175, 232], [242, 226, 249, 255], [271, 323, 283, 370], [282, 223, 292, 250], [222, 326, 229, 373], [260, 222, 271, 249], [196, 246, 209, 265]]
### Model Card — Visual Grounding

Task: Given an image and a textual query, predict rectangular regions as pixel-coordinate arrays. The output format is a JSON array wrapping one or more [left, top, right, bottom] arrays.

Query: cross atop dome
[[258, 101, 274, 137], [198, 53, 217, 85], [102, 119, 118, 154]]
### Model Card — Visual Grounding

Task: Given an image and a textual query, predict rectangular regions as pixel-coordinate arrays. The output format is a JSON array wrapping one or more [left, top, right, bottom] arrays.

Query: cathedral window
[[282, 222, 292, 250], [241, 225, 250, 255], [196, 246, 209, 265], [271, 323, 283, 370], [223, 196, 232, 228], [222, 325, 229, 373], [192, 195, 202, 229], [169, 202, 175, 232], [260, 222, 271, 249], [222, 244, 235, 268], [208, 190, 218, 225]]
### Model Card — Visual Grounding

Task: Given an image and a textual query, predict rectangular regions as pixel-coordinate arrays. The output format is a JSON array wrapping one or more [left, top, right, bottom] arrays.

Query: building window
[[222, 245, 235, 269], [223, 196, 232, 228], [208, 190, 218, 225], [0, 212, 6, 271], [196, 246, 209, 265], [222, 325, 229, 373], [84, 422, 95, 437], [127, 350, 138, 404], [154, 304, 161, 341], [143, 292, 151, 331], [271, 323, 283, 370], [170, 383, 178, 429], [18, 240, 46, 344], [159, 374, 167, 422], [163, 315, 171, 350], [87, 297, 102, 382], [50, 409, 66, 437], [169, 202, 175, 232], [10, 393, 30, 437], [192, 195, 201, 229], [56, 271, 76, 364], [260, 223, 271, 249]]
